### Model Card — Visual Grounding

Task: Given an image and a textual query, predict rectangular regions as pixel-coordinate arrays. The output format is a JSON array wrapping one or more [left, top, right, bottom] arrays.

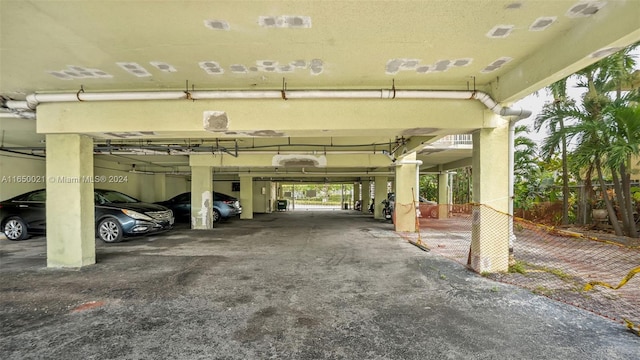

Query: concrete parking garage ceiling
[[1, 0, 639, 177]]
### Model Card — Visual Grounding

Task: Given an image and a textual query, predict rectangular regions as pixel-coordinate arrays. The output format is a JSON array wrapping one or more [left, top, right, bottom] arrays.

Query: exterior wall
[[0, 153, 46, 200]]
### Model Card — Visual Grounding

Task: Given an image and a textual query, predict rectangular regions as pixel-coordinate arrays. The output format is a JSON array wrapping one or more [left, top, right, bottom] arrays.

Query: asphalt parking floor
[[1, 211, 638, 359]]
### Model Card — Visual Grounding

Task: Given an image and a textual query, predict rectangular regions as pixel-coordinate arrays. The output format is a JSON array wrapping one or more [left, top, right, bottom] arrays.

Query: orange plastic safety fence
[[412, 203, 640, 335]]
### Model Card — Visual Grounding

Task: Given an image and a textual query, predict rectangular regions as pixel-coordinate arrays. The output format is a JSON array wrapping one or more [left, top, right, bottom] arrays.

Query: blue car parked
[[0, 189, 174, 243], [156, 192, 242, 223]]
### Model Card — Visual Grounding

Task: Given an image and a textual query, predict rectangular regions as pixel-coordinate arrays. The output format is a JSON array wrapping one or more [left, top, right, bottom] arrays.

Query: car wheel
[[98, 218, 123, 243], [212, 209, 221, 223], [430, 208, 438, 218], [3, 217, 28, 240]]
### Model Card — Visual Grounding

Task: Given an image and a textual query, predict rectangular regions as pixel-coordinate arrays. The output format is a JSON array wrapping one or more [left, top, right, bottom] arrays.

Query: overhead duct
[[3, 89, 531, 120]]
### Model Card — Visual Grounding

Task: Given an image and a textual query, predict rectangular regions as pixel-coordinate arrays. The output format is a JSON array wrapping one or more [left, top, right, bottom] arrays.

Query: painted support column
[[438, 172, 449, 219], [240, 175, 253, 219], [190, 166, 213, 229], [361, 179, 371, 215], [270, 182, 277, 213], [374, 176, 388, 219], [394, 152, 418, 232], [154, 173, 167, 202], [353, 182, 361, 211], [470, 120, 510, 273], [46, 134, 95, 267]]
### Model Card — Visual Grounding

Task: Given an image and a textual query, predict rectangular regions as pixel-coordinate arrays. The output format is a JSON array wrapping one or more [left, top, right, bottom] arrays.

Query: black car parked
[[0, 189, 174, 243], [156, 191, 242, 223]]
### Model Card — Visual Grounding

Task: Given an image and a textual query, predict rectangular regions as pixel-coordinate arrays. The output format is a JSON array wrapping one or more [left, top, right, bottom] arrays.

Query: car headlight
[[121, 209, 154, 221]]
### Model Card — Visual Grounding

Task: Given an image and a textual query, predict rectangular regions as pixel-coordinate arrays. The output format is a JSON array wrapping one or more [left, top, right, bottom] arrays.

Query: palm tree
[[513, 124, 539, 183], [558, 51, 640, 237], [605, 99, 640, 237], [513, 125, 543, 217], [534, 78, 571, 225]]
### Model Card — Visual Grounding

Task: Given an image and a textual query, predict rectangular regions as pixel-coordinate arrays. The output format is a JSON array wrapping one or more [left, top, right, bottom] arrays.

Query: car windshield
[[96, 190, 139, 204]]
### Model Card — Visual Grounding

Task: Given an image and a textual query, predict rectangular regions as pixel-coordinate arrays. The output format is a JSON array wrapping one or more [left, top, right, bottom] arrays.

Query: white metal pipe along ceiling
[[4, 89, 532, 120]]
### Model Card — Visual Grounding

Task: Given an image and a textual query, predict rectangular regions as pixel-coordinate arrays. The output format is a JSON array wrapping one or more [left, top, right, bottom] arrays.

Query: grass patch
[[508, 261, 528, 274], [547, 267, 572, 281]]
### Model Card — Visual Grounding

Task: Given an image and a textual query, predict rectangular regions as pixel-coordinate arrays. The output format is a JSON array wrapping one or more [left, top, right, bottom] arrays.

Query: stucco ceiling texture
[[2, 0, 637, 98], [1, 0, 639, 173]]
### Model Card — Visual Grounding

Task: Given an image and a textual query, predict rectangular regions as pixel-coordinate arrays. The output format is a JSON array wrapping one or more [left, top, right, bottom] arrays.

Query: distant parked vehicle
[[381, 198, 392, 220], [155, 191, 242, 223], [386, 193, 439, 218], [418, 197, 439, 218], [0, 189, 174, 243]]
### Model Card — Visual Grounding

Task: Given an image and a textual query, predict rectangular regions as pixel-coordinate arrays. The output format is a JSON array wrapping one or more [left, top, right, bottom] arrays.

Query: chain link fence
[[403, 204, 640, 335]]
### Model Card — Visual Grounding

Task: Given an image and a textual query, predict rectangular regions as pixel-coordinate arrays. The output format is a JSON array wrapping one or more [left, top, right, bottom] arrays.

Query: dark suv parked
[[0, 189, 174, 243]]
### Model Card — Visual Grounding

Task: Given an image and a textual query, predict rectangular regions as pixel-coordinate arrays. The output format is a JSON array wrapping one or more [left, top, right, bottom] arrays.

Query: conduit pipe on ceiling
[[5, 89, 532, 120]]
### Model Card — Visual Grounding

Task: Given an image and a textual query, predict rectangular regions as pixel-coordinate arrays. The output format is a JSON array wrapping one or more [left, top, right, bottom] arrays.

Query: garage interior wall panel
[[0, 154, 46, 200], [93, 158, 141, 197], [252, 180, 271, 214], [165, 175, 189, 199], [138, 174, 155, 203]]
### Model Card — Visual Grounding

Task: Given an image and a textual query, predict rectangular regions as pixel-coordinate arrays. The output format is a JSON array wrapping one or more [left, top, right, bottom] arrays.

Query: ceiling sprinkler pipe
[[9, 89, 531, 120], [25, 91, 188, 109], [191, 91, 281, 100]]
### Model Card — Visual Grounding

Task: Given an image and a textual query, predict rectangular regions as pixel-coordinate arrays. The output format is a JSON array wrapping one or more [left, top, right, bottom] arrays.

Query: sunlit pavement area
[[1, 211, 638, 359]]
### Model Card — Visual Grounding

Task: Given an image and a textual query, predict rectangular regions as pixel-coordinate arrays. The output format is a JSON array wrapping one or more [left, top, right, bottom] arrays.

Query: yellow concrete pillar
[[438, 173, 449, 219], [270, 182, 277, 213], [470, 121, 510, 273], [374, 176, 388, 219], [154, 173, 167, 202], [394, 152, 418, 232], [353, 182, 360, 210], [361, 180, 371, 214], [240, 176, 253, 219], [46, 134, 95, 267], [190, 166, 213, 229]]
